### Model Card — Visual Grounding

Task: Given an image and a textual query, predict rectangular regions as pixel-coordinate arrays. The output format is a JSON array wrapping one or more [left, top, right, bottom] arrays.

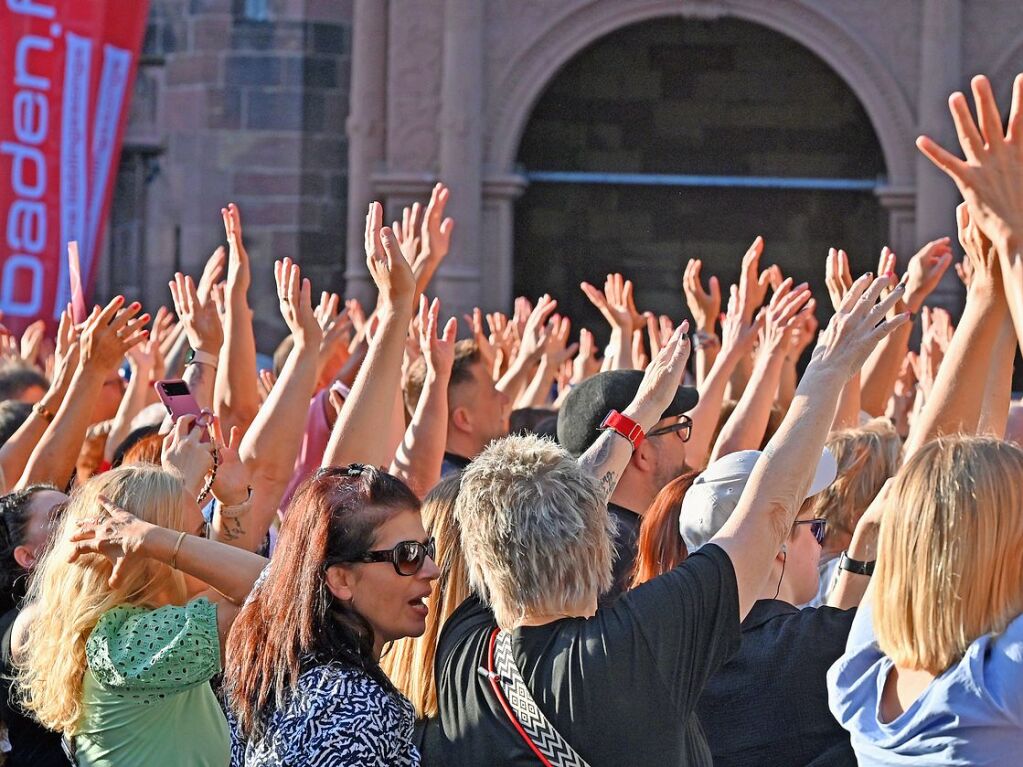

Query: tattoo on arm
[[599, 471, 618, 501]]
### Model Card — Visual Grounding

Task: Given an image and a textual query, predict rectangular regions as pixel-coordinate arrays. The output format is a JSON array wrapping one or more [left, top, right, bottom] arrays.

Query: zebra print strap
[[488, 628, 591, 767]]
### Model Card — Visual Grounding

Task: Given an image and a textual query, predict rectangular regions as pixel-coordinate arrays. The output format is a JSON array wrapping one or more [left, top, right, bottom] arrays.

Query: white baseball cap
[[679, 448, 838, 552]]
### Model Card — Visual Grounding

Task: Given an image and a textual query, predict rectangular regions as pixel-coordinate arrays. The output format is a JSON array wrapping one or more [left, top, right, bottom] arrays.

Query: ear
[[324, 564, 357, 602], [13, 545, 36, 571], [630, 438, 656, 473], [450, 404, 473, 435]]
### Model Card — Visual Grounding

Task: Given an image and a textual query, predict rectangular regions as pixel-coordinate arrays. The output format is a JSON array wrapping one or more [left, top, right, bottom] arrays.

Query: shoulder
[[437, 596, 494, 660], [293, 663, 414, 725], [9, 603, 38, 662]]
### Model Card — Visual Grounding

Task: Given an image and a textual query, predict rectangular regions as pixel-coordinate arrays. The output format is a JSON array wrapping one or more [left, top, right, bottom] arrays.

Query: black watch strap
[[838, 551, 875, 576]]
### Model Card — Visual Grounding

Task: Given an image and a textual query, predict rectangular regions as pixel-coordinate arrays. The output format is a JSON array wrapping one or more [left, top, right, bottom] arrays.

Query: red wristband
[[598, 410, 645, 450]]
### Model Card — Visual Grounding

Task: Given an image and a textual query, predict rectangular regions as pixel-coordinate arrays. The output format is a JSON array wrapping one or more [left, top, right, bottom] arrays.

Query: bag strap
[[482, 627, 591, 767]]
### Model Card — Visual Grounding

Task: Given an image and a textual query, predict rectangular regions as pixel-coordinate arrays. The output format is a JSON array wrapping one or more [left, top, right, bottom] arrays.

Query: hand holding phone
[[154, 379, 211, 442]]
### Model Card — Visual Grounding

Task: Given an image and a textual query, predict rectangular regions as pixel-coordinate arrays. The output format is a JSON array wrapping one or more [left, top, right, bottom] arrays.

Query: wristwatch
[[186, 348, 219, 368], [838, 551, 875, 576], [598, 410, 645, 450]]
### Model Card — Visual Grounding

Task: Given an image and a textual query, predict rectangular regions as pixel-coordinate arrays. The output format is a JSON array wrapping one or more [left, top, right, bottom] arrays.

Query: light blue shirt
[[828, 602, 1023, 766]]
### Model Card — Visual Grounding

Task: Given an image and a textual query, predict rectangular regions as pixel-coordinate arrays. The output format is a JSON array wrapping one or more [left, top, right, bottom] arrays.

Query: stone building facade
[[104, 0, 1023, 346]]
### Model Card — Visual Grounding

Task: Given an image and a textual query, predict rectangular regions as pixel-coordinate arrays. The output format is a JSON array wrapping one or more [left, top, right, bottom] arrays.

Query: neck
[[514, 598, 598, 628], [757, 563, 800, 605], [445, 431, 480, 462], [608, 471, 654, 517]]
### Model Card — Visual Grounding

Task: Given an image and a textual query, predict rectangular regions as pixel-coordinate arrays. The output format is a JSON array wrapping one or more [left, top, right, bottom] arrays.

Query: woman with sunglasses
[[225, 464, 439, 767], [651, 448, 862, 767]]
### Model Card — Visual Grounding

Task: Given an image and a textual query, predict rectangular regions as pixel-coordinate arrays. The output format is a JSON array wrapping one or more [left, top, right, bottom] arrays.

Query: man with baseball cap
[[558, 369, 698, 603], [679, 448, 859, 767]]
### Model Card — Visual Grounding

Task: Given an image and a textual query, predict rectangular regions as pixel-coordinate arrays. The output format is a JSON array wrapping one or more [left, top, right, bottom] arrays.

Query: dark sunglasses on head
[[647, 415, 693, 442], [793, 518, 827, 546], [331, 538, 436, 576]]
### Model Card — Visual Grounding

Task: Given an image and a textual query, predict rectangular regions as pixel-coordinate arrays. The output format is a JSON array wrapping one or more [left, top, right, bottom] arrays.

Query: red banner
[[0, 0, 149, 334]]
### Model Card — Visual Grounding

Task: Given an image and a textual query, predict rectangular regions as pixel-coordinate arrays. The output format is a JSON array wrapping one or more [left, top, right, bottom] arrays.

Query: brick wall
[[106, 0, 353, 350], [515, 16, 885, 349]]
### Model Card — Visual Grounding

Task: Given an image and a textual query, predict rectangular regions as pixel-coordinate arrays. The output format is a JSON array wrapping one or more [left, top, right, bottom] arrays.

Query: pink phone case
[[154, 379, 211, 440]]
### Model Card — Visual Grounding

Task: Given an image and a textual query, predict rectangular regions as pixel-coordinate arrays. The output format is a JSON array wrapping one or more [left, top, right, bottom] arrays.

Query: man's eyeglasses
[[647, 416, 693, 443], [793, 518, 827, 546], [330, 538, 436, 577]]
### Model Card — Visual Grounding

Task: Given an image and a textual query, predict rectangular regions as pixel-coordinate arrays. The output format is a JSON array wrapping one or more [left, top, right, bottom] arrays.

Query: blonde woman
[[828, 437, 1023, 765], [808, 420, 901, 605], [380, 474, 468, 753], [14, 464, 265, 766]]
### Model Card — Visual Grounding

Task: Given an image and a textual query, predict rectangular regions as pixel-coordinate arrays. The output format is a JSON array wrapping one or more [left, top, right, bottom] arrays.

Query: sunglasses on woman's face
[[793, 518, 827, 546], [334, 538, 436, 576]]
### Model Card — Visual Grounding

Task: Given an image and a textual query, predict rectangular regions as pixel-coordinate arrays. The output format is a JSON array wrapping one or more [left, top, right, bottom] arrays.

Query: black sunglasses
[[332, 538, 436, 577], [647, 415, 693, 442], [793, 518, 827, 546]]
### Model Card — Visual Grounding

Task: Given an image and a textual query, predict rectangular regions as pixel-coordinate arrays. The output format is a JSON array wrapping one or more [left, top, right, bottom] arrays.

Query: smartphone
[[154, 379, 211, 441]]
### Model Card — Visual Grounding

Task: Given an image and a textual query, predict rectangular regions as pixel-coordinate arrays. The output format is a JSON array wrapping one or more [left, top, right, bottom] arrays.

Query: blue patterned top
[[229, 661, 419, 766]]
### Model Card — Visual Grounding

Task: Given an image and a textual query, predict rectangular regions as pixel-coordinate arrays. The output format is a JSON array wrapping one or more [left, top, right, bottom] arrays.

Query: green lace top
[[75, 598, 229, 766]]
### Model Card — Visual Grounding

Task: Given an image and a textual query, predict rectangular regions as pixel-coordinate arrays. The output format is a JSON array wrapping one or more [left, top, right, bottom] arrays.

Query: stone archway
[[479, 0, 920, 312]]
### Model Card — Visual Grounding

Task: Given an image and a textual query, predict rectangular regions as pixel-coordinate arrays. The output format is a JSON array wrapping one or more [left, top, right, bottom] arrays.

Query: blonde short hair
[[810, 419, 901, 539], [18, 466, 187, 733], [455, 434, 614, 628], [875, 436, 1023, 674]]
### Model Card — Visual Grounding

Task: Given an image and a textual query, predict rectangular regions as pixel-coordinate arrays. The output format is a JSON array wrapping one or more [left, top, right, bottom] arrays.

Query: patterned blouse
[[229, 661, 419, 767]]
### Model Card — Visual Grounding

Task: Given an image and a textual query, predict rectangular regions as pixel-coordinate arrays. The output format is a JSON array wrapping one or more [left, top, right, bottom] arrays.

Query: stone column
[[436, 0, 484, 319], [481, 173, 528, 312], [915, 0, 962, 311], [344, 0, 388, 304], [875, 185, 917, 261]]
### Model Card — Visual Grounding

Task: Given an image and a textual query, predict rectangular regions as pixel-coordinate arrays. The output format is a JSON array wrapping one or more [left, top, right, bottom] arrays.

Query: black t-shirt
[[697, 599, 857, 767], [601, 502, 641, 608], [434, 544, 741, 767], [440, 451, 471, 477], [0, 608, 67, 767]]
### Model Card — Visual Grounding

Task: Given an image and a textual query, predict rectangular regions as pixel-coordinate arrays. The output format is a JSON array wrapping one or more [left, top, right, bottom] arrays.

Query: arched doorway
[[513, 16, 887, 338]]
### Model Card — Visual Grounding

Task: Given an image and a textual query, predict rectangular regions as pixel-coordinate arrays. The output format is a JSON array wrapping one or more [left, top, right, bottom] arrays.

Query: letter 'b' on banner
[[0, 0, 150, 335]]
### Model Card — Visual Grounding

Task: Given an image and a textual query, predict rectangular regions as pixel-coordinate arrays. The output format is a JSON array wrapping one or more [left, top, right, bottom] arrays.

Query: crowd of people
[[0, 73, 1021, 766]]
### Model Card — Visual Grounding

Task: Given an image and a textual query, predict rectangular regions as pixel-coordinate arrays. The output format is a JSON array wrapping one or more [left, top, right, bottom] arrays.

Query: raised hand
[[571, 328, 601, 384], [160, 414, 213, 496], [196, 246, 227, 305], [760, 279, 813, 356], [274, 258, 323, 351], [627, 321, 692, 421], [682, 258, 721, 334], [418, 295, 458, 378], [79, 297, 149, 372], [364, 201, 416, 311], [393, 202, 423, 266], [903, 237, 954, 312], [210, 416, 250, 508], [916, 74, 1023, 252], [720, 285, 763, 360], [516, 294, 558, 362], [824, 248, 853, 311], [543, 314, 578, 369], [581, 273, 636, 332], [170, 272, 223, 353], [787, 300, 819, 361], [956, 202, 999, 291], [68, 495, 152, 588], [464, 307, 497, 374], [222, 203, 251, 296], [419, 183, 454, 269], [738, 237, 773, 323], [19, 320, 45, 366], [808, 274, 910, 381]]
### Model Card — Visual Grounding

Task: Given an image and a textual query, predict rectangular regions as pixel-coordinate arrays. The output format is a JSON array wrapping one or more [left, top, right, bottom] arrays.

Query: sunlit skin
[[325, 507, 440, 659]]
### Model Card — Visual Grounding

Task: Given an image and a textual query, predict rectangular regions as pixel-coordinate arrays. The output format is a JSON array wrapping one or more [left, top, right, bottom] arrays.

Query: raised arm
[[916, 75, 1023, 364], [579, 321, 691, 499], [215, 204, 262, 434], [104, 338, 157, 463], [169, 272, 223, 413], [518, 315, 575, 408], [711, 280, 811, 460], [495, 295, 557, 402], [859, 240, 952, 416], [322, 202, 417, 469], [69, 495, 266, 647], [581, 275, 635, 371], [712, 274, 908, 620], [19, 299, 148, 489], [902, 203, 1010, 459], [684, 289, 760, 469], [682, 258, 722, 377], [0, 310, 79, 488], [391, 296, 457, 497]]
